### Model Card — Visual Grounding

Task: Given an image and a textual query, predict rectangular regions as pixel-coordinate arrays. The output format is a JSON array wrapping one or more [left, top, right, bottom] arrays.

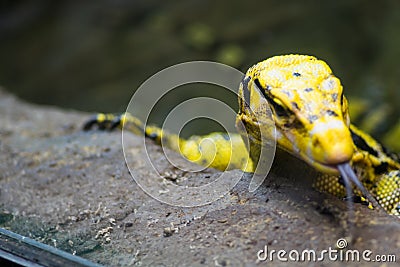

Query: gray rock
[[0, 88, 398, 266]]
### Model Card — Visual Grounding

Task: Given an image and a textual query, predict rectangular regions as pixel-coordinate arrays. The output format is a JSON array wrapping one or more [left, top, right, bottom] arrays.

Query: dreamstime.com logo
[[257, 238, 397, 263], [121, 61, 276, 207]]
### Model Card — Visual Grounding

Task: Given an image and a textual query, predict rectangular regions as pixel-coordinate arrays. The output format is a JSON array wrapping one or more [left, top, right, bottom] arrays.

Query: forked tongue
[[337, 163, 381, 210], [336, 162, 383, 239]]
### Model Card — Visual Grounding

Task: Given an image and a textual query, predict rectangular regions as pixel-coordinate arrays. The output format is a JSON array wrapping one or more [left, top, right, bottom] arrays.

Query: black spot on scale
[[291, 102, 300, 110], [331, 93, 338, 102], [147, 132, 158, 140], [308, 115, 318, 123], [304, 88, 313, 92], [326, 110, 338, 117], [293, 72, 301, 77], [350, 129, 379, 157], [374, 162, 389, 175]]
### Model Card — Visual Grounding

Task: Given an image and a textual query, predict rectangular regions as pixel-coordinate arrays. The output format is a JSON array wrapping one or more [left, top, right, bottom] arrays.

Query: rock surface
[[0, 88, 399, 266]]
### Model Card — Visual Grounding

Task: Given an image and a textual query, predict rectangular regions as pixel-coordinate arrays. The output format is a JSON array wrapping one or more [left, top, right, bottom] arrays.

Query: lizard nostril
[[312, 137, 320, 147]]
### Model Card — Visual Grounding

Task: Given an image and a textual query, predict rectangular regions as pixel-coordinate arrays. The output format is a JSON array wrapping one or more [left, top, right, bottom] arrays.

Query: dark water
[[1, 0, 399, 141]]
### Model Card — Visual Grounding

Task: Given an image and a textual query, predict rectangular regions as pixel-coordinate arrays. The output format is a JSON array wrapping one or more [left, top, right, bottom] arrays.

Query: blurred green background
[[0, 0, 399, 148]]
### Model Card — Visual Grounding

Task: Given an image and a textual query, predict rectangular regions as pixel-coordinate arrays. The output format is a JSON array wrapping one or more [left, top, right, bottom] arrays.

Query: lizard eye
[[254, 79, 291, 118], [269, 98, 291, 117]]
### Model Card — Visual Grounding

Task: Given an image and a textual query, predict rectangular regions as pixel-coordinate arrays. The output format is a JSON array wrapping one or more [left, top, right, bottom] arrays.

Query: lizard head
[[237, 54, 354, 174]]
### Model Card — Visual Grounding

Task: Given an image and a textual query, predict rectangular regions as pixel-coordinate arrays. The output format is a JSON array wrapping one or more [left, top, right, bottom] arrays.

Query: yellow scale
[[84, 55, 400, 217]]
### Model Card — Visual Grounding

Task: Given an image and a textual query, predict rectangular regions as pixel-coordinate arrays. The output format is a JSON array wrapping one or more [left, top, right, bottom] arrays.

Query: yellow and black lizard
[[84, 55, 400, 217]]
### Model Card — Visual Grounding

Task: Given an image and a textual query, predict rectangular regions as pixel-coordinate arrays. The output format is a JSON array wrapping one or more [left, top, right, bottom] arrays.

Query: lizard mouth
[[314, 162, 339, 173], [298, 151, 342, 174]]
